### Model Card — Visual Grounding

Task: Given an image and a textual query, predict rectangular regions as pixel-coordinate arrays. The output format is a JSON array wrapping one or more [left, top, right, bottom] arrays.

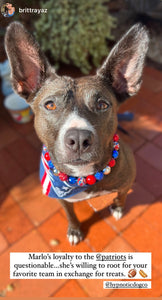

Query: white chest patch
[[64, 190, 111, 203], [65, 163, 95, 177]]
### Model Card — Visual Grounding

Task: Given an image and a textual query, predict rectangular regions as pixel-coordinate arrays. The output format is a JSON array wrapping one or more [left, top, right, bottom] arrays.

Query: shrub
[[35, 0, 116, 74]]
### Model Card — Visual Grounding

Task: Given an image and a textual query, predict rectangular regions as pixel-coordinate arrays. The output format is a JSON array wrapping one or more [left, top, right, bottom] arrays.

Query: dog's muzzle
[[64, 128, 94, 154]]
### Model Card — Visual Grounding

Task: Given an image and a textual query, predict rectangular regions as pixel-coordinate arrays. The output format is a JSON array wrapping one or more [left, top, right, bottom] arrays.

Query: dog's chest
[[64, 189, 111, 202]]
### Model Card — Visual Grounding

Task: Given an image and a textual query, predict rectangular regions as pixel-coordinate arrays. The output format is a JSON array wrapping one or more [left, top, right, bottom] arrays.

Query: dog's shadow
[[79, 182, 157, 239], [80, 205, 111, 238]]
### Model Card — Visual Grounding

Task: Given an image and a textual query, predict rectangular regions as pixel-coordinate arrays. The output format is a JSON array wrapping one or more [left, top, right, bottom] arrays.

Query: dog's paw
[[67, 227, 84, 245], [109, 204, 123, 221]]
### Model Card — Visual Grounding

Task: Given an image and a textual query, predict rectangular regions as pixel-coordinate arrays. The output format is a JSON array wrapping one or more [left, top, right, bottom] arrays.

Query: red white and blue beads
[[43, 133, 120, 186], [113, 142, 119, 150], [113, 133, 119, 142], [103, 166, 111, 175], [108, 158, 116, 167], [86, 175, 96, 185], [95, 171, 104, 181], [112, 149, 119, 159], [77, 177, 86, 186], [53, 167, 59, 176], [59, 172, 68, 181], [68, 176, 77, 184]]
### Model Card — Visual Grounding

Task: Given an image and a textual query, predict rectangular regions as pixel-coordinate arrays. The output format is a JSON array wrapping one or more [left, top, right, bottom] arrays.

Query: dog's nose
[[64, 129, 94, 153]]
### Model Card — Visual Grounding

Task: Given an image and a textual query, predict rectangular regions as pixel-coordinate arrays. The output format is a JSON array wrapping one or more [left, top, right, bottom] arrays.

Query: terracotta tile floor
[[0, 66, 162, 297]]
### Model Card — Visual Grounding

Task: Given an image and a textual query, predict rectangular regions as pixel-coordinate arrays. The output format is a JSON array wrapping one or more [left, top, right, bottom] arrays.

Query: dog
[[5, 22, 149, 245]]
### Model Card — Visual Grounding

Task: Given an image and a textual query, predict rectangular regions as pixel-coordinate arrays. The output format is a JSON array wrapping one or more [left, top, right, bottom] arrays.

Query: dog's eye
[[96, 99, 109, 111], [44, 101, 56, 111]]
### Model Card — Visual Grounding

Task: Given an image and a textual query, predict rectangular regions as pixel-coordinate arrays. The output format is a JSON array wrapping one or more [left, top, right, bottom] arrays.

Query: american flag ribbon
[[41, 155, 52, 196]]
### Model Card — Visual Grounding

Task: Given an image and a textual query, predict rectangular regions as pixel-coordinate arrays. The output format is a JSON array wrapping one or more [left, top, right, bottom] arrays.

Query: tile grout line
[[0, 231, 9, 256], [133, 137, 148, 154], [0, 228, 35, 257], [104, 202, 153, 238], [50, 279, 90, 297], [36, 210, 68, 251], [128, 121, 162, 146], [49, 279, 70, 297], [18, 196, 62, 228], [152, 139, 162, 152], [75, 279, 91, 297]]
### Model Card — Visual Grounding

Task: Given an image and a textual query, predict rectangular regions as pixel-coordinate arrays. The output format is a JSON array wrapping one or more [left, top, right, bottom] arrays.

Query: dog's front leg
[[58, 199, 84, 245], [109, 189, 129, 221]]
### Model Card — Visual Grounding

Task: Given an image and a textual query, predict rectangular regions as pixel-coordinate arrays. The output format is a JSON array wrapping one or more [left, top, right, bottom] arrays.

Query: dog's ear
[[5, 22, 52, 101], [97, 23, 149, 103]]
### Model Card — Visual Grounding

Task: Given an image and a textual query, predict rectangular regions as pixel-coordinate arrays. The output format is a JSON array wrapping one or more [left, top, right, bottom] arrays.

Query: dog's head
[[5, 22, 149, 176]]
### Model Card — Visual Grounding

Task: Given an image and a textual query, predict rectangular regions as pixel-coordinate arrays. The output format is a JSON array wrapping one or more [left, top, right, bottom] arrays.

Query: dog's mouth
[[53, 149, 103, 176], [65, 158, 91, 166]]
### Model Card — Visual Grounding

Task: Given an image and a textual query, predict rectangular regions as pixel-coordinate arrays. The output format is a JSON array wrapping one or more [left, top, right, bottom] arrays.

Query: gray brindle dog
[[5, 22, 149, 245]]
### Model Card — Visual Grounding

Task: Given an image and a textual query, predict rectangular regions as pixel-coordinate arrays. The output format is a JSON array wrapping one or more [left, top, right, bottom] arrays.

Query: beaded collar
[[43, 133, 119, 187]]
